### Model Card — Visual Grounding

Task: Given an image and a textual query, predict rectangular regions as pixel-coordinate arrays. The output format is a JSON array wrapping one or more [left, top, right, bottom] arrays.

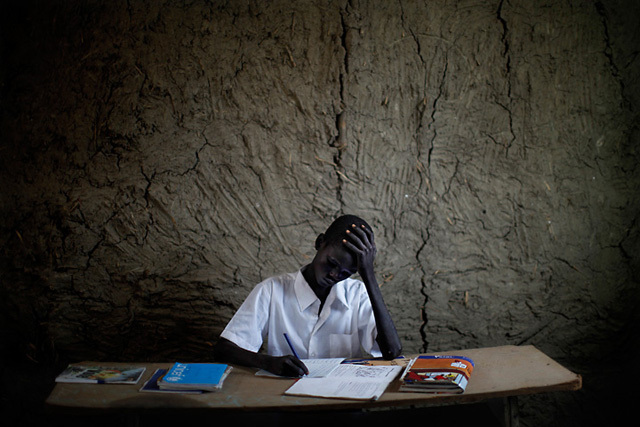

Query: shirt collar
[[294, 269, 317, 311], [295, 268, 349, 311]]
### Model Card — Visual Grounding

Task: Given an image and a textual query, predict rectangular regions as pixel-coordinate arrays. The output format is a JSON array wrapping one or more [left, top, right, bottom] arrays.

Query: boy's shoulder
[[256, 270, 299, 289], [328, 277, 366, 298]]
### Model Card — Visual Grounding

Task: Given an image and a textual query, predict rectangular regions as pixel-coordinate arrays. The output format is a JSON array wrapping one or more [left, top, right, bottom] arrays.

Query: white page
[[284, 365, 402, 400], [286, 377, 388, 400], [304, 358, 345, 377], [326, 364, 401, 379], [255, 358, 344, 378]]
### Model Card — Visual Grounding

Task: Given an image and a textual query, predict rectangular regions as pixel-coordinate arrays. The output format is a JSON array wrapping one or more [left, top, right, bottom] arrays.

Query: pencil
[[283, 333, 300, 359]]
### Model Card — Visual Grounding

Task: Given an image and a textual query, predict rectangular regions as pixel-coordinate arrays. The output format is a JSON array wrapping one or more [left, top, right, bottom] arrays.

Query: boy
[[214, 215, 402, 377]]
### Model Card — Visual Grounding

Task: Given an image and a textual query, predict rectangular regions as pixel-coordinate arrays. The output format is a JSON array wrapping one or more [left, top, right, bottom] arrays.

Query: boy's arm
[[344, 225, 403, 360], [214, 337, 308, 377], [360, 267, 403, 360]]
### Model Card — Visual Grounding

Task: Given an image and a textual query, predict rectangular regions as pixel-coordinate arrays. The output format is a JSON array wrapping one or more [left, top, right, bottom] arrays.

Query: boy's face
[[309, 242, 358, 291]]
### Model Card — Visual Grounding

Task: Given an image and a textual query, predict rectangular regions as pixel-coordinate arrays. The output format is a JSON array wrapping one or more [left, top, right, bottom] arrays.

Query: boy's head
[[308, 215, 373, 291], [315, 214, 373, 250]]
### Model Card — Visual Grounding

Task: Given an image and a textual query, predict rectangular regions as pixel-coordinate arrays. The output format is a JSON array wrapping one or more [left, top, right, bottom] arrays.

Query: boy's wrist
[[358, 264, 375, 279], [359, 270, 378, 289]]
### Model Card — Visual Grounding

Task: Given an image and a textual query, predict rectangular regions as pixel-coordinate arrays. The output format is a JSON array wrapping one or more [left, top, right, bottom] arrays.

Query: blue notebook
[[157, 363, 231, 391]]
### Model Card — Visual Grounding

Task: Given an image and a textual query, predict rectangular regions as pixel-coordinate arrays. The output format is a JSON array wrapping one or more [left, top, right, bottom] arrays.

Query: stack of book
[[398, 355, 474, 394], [141, 362, 232, 393]]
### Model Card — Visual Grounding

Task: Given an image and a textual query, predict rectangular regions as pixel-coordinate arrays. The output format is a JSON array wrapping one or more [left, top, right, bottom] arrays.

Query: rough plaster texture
[[1, 0, 638, 425]]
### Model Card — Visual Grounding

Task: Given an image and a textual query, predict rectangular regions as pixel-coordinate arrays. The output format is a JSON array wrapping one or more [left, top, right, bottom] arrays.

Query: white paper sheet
[[284, 364, 403, 400]]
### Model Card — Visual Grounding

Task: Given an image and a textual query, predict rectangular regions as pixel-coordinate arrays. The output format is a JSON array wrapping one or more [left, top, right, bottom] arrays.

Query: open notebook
[[256, 357, 402, 400]]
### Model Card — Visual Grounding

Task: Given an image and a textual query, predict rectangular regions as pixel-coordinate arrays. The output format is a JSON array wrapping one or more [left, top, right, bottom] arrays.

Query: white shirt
[[220, 269, 382, 359]]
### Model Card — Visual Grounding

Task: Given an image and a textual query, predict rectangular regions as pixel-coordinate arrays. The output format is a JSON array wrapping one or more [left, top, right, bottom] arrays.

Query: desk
[[45, 345, 581, 426]]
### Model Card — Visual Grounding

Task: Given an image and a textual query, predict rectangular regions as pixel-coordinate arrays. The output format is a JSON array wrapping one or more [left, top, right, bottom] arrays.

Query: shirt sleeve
[[220, 280, 272, 352], [357, 286, 382, 358]]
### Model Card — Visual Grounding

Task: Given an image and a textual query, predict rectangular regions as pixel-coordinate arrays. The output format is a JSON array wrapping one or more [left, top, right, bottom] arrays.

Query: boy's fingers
[[352, 224, 374, 246], [361, 224, 374, 244], [347, 225, 371, 247], [296, 359, 309, 375], [288, 357, 308, 376], [345, 232, 366, 250], [343, 239, 363, 254]]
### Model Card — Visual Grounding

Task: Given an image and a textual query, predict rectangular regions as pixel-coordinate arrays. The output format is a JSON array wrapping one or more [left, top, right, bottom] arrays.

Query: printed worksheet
[[284, 364, 403, 400]]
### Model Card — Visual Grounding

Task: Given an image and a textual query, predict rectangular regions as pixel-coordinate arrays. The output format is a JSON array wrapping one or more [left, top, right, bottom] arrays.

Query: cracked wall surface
[[1, 0, 639, 425]]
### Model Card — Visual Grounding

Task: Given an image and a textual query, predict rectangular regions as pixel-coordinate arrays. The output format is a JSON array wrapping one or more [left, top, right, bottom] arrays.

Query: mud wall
[[1, 0, 638, 425]]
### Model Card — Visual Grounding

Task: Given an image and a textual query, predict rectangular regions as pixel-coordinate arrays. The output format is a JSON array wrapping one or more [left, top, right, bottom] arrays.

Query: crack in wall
[[399, 0, 432, 178], [497, 0, 516, 155], [496, 0, 511, 76], [331, 3, 351, 210], [399, 0, 441, 353], [416, 226, 431, 353], [415, 60, 450, 354], [428, 60, 447, 167], [594, 1, 628, 108]]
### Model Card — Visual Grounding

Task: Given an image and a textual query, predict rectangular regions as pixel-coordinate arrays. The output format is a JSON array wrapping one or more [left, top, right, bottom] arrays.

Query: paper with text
[[284, 364, 403, 400]]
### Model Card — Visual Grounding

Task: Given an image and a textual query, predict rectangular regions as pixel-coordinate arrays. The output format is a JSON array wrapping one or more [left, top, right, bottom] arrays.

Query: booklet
[[284, 363, 403, 401], [157, 362, 232, 392], [55, 365, 146, 384], [398, 355, 475, 394], [139, 368, 203, 394]]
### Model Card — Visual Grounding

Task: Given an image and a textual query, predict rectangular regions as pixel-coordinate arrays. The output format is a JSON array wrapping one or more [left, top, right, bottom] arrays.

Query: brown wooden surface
[[45, 345, 581, 413]]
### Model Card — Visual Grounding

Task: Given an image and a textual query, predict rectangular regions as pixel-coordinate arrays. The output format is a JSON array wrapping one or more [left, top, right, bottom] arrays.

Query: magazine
[[399, 355, 474, 394], [55, 365, 146, 384]]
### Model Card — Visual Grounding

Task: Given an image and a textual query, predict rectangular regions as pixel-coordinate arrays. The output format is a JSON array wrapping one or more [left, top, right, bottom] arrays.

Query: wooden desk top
[[45, 345, 581, 413]]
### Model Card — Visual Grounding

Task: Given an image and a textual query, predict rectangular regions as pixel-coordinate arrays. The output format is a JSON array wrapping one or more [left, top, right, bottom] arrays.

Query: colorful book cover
[[399, 355, 474, 393], [55, 365, 146, 384]]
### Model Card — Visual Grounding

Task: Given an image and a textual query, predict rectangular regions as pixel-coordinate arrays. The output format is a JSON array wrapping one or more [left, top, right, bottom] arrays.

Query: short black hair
[[317, 214, 373, 248]]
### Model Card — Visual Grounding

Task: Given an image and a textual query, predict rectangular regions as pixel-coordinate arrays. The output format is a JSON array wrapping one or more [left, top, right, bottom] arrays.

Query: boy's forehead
[[324, 243, 356, 265]]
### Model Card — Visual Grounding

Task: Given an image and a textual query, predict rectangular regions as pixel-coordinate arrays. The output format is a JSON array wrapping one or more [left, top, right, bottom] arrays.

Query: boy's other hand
[[343, 224, 377, 276]]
